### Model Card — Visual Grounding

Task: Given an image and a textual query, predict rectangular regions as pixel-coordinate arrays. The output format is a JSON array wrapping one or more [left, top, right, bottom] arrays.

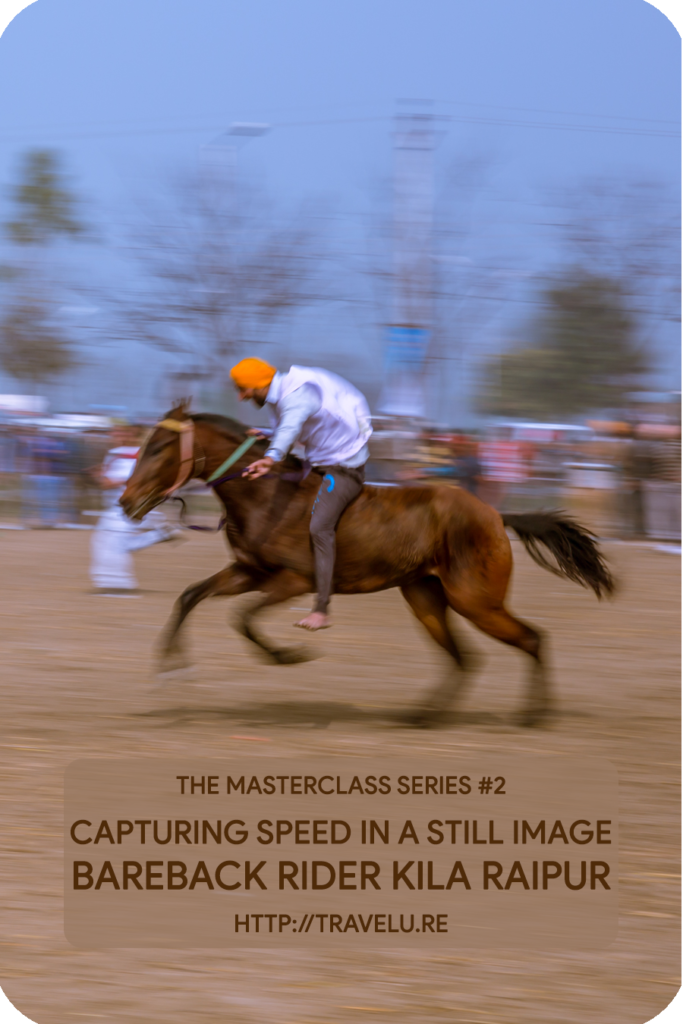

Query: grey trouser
[[310, 464, 365, 613]]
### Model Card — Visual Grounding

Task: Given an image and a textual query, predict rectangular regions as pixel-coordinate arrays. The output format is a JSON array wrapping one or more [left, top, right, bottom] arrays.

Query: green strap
[[206, 434, 260, 483]]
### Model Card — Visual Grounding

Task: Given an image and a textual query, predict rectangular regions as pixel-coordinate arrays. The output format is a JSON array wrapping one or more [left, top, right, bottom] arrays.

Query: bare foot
[[294, 611, 331, 631]]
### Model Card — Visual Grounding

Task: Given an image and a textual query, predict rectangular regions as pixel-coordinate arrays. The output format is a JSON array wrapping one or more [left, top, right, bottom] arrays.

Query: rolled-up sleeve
[[265, 384, 322, 462]]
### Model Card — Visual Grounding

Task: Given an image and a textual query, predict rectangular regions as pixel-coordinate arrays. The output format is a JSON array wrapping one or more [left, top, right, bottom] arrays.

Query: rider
[[230, 358, 372, 631]]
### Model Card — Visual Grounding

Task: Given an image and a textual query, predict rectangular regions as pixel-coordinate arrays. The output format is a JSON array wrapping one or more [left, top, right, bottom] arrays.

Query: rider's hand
[[246, 428, 267, 438], [243, 456, 275, 480]]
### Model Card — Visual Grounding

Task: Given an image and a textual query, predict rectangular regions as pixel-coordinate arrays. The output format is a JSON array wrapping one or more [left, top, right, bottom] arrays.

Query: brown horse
[[121, 404, 614, 727]]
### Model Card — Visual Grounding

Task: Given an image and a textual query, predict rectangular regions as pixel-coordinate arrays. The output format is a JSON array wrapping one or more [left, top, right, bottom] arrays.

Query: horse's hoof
[[516, 707, 552, 729], [155, 663, 197, 682], [404, 708, 442, 729], [270, 646, 317, 666]]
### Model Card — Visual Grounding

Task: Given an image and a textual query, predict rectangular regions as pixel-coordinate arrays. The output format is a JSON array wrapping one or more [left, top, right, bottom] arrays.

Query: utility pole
[[200, 121, 270, 185], [192, 122, 271, 403], [379, 104, 435, 421]]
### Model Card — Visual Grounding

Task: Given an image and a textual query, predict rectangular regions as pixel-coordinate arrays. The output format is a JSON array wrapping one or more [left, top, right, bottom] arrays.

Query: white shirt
[[101, 446, 139, 506], [264, 372, 370, 467]]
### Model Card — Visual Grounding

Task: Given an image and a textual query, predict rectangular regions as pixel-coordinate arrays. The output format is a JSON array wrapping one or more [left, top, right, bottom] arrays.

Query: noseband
[[153, 418, 201, 497]]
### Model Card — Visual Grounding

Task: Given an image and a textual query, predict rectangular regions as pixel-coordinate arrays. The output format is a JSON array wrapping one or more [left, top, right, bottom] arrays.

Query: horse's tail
[[502, 510, 615, 599]]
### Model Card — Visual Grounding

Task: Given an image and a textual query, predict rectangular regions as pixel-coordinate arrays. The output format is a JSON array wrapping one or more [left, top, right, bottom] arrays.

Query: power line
[[436, 98, 680, 127], [443, 113, 679, 139], [0, 110, 677, 146], [0, 116, 393, 145], [1, 95, 676, 138]]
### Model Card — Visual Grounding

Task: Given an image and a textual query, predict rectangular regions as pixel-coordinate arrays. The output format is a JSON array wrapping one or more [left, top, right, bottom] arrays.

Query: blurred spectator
[[452, 439, 483, 497], [620, 433, 654, 537], [478, 437, 529, 509], [641, 430, 681, 542], [398, 436, 483, 497], [18, 427, 69, 528], [90, 424, 182, 596], [57, 430, 83, 525], [398, 433, 453, 483], [0, 423, 19, 473]]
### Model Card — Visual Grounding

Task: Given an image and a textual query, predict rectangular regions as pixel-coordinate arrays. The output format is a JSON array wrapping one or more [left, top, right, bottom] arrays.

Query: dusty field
[[0, 526, 679, 1024]]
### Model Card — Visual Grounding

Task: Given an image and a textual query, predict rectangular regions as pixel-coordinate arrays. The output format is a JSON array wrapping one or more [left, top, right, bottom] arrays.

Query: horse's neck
[[198, 430, 265, 529], [196, 425, 305, 532], [196, 426, 260, 483], [212, 477, 256, 527]]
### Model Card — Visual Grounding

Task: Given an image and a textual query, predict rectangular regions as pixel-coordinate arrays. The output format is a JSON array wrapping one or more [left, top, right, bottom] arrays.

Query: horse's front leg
[[236, 568, 315, 665], [158, 563, 261, 673]]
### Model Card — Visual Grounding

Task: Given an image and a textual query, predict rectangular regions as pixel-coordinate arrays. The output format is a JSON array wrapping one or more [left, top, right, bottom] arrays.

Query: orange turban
[[230, 358, 277, 390]]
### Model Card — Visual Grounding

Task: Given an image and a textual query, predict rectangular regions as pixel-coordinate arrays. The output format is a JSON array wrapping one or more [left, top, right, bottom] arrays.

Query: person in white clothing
[[90, 425, 181, 596], [230, 358, 372, 630]]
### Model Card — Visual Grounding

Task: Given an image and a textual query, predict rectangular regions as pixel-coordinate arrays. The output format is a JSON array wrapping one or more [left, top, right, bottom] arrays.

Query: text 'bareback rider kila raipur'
[[230, 358, 372, 631]]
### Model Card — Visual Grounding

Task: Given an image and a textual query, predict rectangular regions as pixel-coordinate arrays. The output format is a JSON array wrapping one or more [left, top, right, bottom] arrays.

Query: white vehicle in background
[[0, 395, 48, 416], [488, 420, 595, 444]]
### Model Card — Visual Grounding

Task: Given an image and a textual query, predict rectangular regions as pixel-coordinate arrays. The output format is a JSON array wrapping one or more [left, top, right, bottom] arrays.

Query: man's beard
[[252, 395, 266, 408]]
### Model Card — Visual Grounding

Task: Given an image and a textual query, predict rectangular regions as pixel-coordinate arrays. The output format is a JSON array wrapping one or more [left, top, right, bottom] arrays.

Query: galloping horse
[[121, 403, 614, 727]]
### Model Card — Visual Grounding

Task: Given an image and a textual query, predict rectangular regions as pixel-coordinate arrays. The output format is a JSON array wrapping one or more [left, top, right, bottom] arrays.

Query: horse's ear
[[169, 397, 192, 417]]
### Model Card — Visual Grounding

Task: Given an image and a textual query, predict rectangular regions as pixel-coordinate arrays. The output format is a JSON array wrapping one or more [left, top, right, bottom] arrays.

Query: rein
[[201, 430, 312, 490], [150, 420, 312, 532], [171, 495, 228, 533], [206, 435, 260, 484], [171, 462, 313, 533]]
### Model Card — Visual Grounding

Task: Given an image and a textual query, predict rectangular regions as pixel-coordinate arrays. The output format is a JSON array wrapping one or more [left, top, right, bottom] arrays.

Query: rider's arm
[[97, 450, 139, 488], [264, 384, 321, 462], [94, 453, 119, 489]]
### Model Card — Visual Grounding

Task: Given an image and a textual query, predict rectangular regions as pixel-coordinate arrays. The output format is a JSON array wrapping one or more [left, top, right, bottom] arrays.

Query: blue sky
[[0, 0, 679, 419]]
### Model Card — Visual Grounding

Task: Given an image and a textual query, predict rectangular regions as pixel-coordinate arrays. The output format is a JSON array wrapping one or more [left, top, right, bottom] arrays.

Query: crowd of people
[[369, 422, 681, 542], [0, 410, 680, 563], [0, 422, 94, 528]]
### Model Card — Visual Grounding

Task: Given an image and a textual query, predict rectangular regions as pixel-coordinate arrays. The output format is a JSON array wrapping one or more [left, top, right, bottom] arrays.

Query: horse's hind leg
[[401, 576, 473, 726], [159, 564, 260, 673], [237, 569, 315, 665], [446, 587, 549, 727]]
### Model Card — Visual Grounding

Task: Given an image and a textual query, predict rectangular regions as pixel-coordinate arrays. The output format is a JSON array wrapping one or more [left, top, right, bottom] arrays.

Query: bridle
[[131, 417, 308, 528], [128, 418, 204, 519], [153, 418, 203, 497], [133, 418, 261, 531]]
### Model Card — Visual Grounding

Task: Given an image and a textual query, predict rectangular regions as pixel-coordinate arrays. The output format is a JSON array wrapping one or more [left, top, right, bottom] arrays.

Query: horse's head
[[120, 401, 196, 520]]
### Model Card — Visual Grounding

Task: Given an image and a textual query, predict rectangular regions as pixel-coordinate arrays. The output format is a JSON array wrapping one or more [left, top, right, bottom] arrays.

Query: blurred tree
[[0, 296, 76, 383], [5, 149, 85, 246], [111, 171, 331, 387], [480, 272, 649, 418], [479, 177, 678, 419], [554, 178, 680, 327], [0, 149, 87, 387]]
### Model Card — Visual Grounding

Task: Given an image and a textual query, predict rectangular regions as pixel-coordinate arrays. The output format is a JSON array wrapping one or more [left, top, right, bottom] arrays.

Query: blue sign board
[[385, 326, 430, 371]]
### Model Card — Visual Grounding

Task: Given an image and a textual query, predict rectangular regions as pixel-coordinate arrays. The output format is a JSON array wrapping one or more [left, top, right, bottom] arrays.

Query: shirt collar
[[265, 370, 283, 405]]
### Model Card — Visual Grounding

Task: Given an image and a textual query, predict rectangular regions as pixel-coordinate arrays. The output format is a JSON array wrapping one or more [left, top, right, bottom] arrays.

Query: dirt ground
[[0, 526, 679, 1024]]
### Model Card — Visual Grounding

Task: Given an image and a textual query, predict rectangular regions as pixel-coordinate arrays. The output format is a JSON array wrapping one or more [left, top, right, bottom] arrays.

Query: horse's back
[[353, 481, 506, 539], [334, 481, 510, 592]]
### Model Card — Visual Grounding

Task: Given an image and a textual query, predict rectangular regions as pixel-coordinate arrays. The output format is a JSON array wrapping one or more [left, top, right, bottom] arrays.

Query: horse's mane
[[190, 413, 302, 469], [191, 413, 251, 437]]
